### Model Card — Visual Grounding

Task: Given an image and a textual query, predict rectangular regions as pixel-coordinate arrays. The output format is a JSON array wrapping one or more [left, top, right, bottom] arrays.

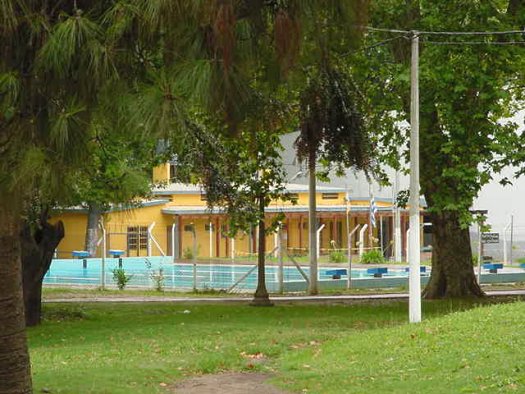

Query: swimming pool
[[44, 256, 415, 292]]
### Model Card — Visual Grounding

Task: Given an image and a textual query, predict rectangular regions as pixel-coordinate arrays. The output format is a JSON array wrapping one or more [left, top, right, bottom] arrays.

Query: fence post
[[359, 224, 368, 257], [99, 219, 106, 289], [278, 225, 284, 294], [347, 224, 360, 289], [192, 224, 197, 291]]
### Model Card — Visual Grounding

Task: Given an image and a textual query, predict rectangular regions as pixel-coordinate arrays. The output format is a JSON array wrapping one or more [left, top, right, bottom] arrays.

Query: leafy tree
[[0, 1, 117, 388], [296, 63, 374, 294], [352, 0, 525, 297], [75, 120, 165, 256]]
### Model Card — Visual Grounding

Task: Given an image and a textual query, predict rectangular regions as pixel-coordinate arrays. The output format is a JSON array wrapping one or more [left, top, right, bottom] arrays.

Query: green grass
[[29, 299, 524, 393], [276, 301, 525, 393]]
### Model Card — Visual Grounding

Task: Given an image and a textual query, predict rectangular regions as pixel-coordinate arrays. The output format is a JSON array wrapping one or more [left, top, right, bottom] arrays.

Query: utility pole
[[408, 31, 422, 324]]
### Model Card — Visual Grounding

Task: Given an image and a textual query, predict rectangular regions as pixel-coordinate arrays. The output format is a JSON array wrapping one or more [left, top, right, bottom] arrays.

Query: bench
[[404, 266, 427, 273], [367, 267, 388, 278], [109, 249, 124, 257], [72, 250, 90, 268], [483, 263, 503, 274], [109, 249, 125, 268], [325, 269, 347, 279]]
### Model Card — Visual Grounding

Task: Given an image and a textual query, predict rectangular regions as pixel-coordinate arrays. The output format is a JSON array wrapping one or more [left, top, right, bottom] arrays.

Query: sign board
[[481, 232, 499, 244]]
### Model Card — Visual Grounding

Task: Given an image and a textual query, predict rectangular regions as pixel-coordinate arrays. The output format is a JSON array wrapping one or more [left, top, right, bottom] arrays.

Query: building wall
[[153, 164, 170, 183], [51, 187, 422, 260], [49, 212, 88, 258]]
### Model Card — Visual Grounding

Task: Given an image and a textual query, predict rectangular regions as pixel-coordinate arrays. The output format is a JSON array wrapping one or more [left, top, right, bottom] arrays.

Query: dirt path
[[171, 372, 290, 394]]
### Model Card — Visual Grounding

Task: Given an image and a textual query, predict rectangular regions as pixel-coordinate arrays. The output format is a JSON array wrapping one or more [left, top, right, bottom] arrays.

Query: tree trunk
[[0, 205, 33, 393], [21, 213, 64, 327], [423, 211, 484, 298], [251, 195, 273, 306], [84, 203, 102, 256], [308, 148, 318, 295]]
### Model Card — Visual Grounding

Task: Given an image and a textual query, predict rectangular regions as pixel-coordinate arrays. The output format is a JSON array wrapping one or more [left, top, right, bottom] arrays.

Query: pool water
[[44, 256, 413, 291]]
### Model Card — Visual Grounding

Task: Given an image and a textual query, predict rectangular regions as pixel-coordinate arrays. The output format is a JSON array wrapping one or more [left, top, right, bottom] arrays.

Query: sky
[[473, 111, 525, 236]]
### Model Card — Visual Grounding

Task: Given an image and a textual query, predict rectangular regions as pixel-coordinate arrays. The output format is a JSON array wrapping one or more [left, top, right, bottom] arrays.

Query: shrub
[[360, 249, 385, 264], [145, 259, 165, 292], [329, 250, 346, 263], [183, 246, 197, 260], [112, 268, 133, 290], [150, 268, 165, 292]]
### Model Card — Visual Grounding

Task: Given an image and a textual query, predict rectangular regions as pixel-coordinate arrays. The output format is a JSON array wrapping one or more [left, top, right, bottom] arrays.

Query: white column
[[171, 223, 176, 264], [209, 221, 213, 258]]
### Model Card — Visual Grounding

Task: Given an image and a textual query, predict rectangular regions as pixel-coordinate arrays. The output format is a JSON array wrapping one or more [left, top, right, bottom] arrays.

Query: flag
[[370, 195, 377, 228]]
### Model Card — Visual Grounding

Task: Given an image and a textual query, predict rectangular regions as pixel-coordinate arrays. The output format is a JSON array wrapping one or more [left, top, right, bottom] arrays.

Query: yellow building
[[52, 163, 427, 260]]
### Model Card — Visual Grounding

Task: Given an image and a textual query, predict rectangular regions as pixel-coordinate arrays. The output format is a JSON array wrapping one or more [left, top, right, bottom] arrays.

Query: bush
[[150, 268, 165, 292], [360, 249, 386, 264], [112, 268, 133, 290], [329, 250, 346, 263], [145, 259, 165, 292], [182, 246, 196, 260]]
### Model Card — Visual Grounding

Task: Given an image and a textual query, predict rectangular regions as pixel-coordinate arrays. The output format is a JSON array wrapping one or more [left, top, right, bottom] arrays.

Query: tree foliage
[[351, 0, 525, 297]]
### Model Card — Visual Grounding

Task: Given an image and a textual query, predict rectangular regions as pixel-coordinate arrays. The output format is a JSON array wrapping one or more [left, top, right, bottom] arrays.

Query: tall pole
[[477, 221, 482, 283], [408, 32, 422, 323], [510, 215, 514, 266], [394, 170, 402, 262], [308, 152, 318, 294], [278, 224, 284, 294], [100, 220, 106, 289]]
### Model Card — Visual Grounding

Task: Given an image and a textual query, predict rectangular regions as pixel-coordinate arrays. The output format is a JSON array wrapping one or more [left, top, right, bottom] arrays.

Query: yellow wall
[[51, 183, 409, 259], [50, 212, 88, 258], [153, 163, 170, 183], [52, 203, 174, 258], [172, 194, 207, 206]]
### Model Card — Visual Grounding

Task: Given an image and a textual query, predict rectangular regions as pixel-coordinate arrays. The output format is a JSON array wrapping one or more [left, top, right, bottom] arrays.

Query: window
[[322, 193, 339, 200], [184, 224, 195, 232], [169, 163, 177, 182], [200, 193, 207, 201], [127, 226, 148, 251], [288, 193, 299, 202], [204, 223, 214, 231]]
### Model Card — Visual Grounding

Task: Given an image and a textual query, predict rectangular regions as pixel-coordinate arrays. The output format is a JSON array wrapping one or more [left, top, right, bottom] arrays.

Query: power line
[[425, 40, 525, 45], [362, 34, 409, 51], [421, 30, 525, 36], [364, 26, 525, 36]]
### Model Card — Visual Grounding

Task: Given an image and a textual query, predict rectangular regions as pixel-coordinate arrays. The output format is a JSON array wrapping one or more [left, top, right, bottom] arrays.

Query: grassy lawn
[[29, 299, 523, 393], [276, 300, 525, 393]]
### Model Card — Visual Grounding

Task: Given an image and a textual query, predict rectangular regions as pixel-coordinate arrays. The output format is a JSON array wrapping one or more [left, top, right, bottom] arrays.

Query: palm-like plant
[[296, 64, 373, 294]]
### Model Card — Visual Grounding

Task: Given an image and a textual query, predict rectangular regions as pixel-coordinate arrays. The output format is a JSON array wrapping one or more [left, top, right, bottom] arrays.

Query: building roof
[[161, 204, 403, 216], [152, 182, 347, 195], [55, 199, 170, 213]]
